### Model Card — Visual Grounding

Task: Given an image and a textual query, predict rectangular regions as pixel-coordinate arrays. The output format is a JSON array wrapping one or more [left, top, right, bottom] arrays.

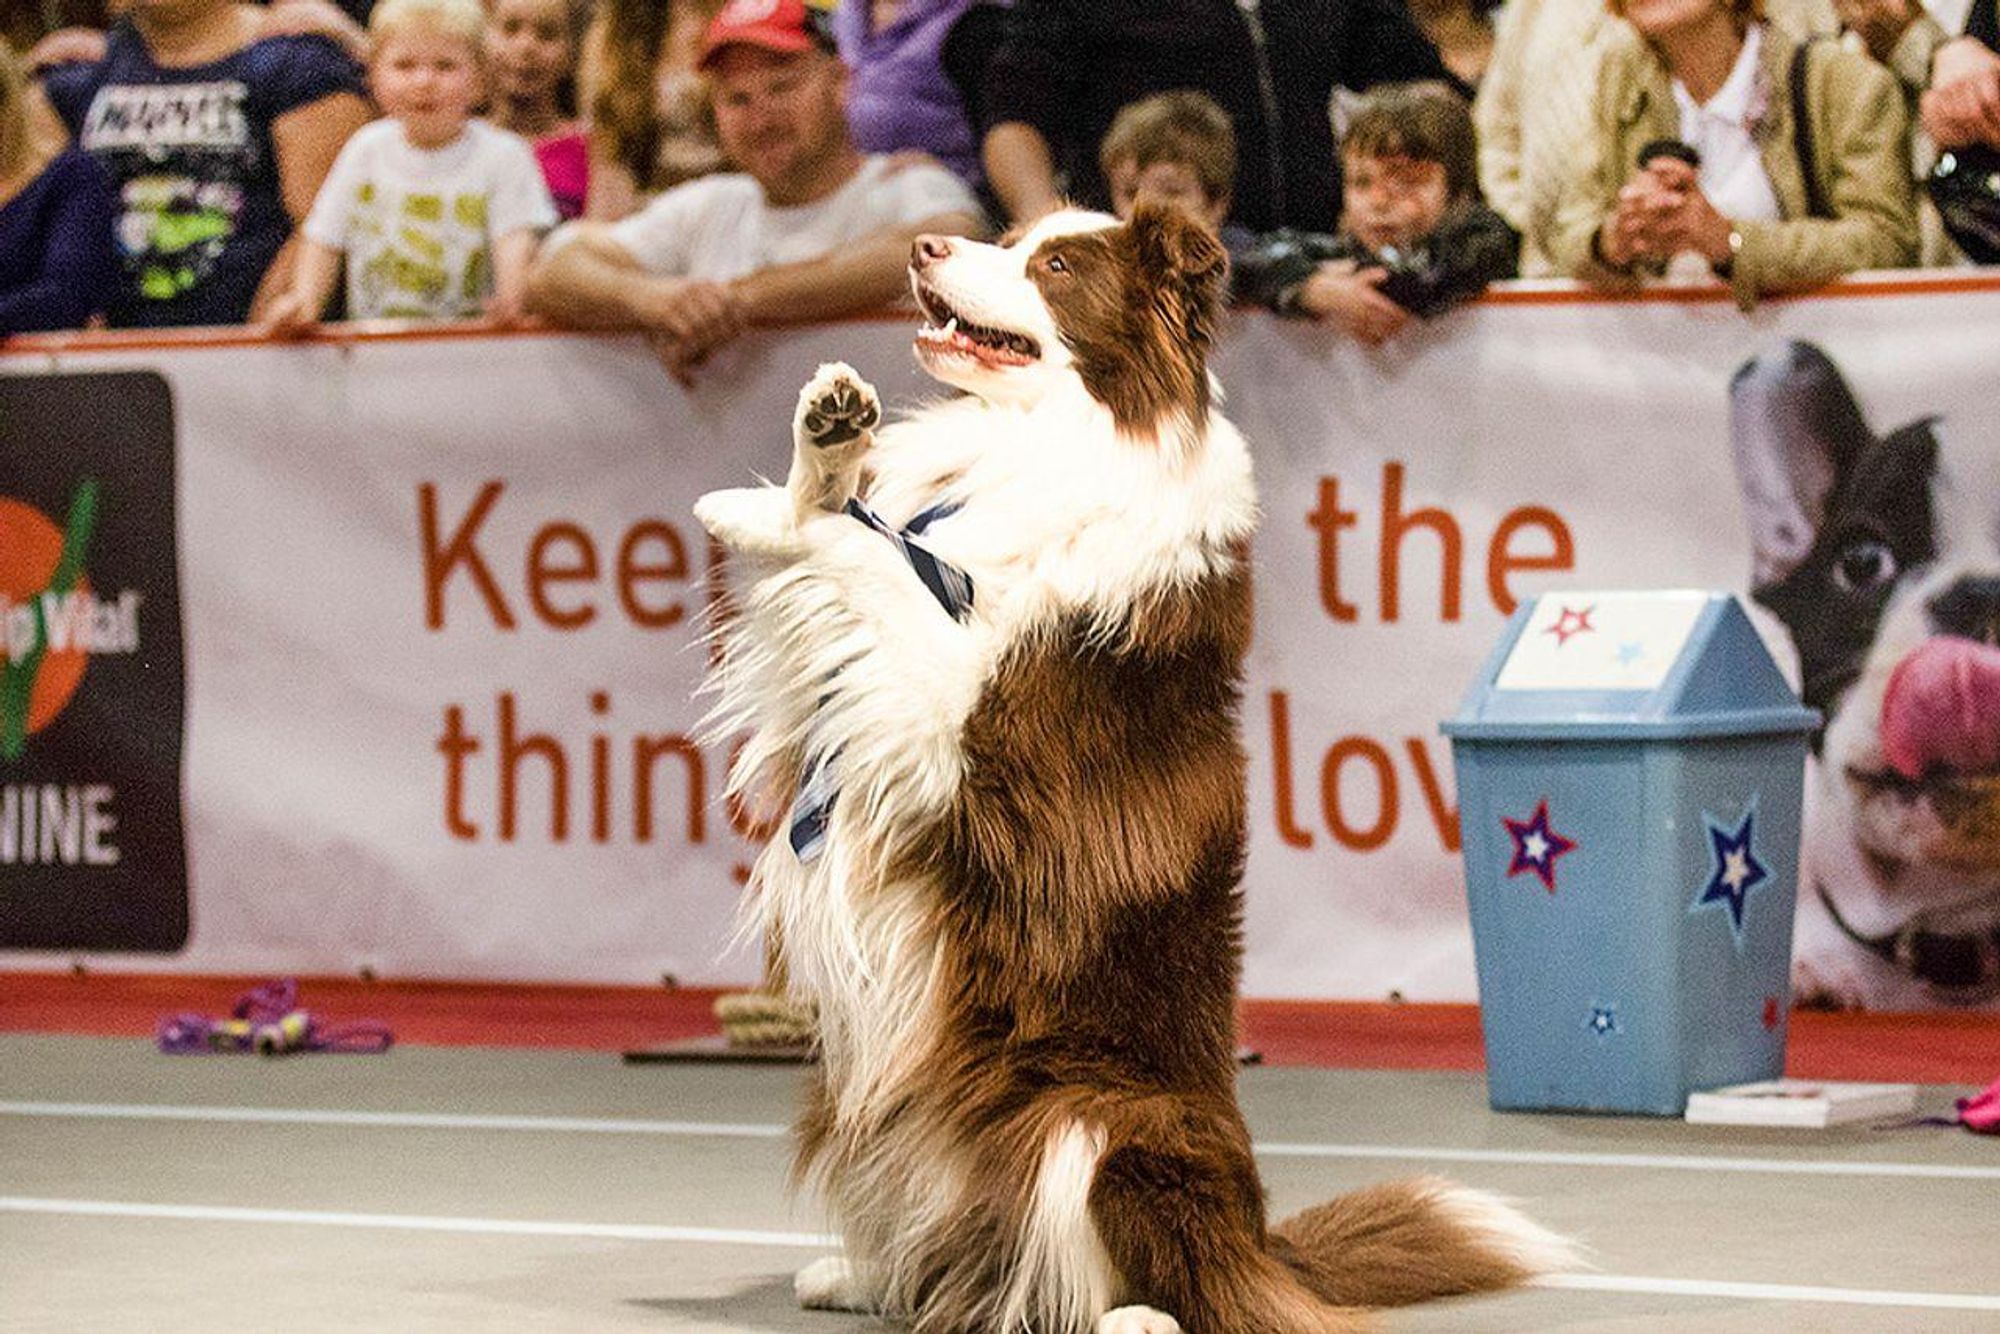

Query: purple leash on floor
[[157, 978, 393, 1055]]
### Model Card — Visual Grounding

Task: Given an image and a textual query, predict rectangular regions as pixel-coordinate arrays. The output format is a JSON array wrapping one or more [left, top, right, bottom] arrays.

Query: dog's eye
[[1831, 540, 1898, 594], [1045, 254, 1069, 274]]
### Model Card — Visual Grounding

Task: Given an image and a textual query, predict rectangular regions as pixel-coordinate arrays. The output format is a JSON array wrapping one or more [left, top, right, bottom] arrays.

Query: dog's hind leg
[[1089, 1131, 1367, 1334], [794, 1255, 888, 1313], [790, 362, 881, 520]]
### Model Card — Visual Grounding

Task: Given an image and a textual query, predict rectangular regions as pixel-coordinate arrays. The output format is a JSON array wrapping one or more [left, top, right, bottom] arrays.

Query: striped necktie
[[788, 498, 974, 862]]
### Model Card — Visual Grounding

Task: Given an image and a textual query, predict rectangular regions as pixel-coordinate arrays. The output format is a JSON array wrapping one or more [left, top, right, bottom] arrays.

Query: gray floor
[[3, 1035, 1997, 1333]]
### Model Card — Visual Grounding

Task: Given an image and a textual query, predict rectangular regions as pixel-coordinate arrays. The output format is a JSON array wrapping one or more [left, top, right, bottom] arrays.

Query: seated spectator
[[526, 0, 984, 381], [578, 0, 726, 220], [38, 0, 371, 327], [263, 0, 555, 329], [1546, 0, 1916, 306], [1237, 81, 1517, 343], [484, 0, 589, 218], [833, 0, 985, 188], [1409, 0, 1499, 86], [1, 39, 119, 334], [979, 0, 1462, 233]]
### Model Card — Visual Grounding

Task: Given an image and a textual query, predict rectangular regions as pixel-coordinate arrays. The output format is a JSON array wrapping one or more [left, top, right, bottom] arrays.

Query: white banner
[[6, 278, 1999, 1008]]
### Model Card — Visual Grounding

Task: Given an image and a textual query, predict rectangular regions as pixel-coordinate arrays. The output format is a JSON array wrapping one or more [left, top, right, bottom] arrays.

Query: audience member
[[978, 0, 1462, 233], [484, 0, 588, 218], [1099, 91, 1236, 233], [38, 0, 371, 327], [1409, 0, 1499, 86], [1, 39, 119, 333], [1238, 81, 1517, 342], [578, 0, 726, 220], [833, 0, 984, 188], [1477, 0, 1836, 275], [263, 0, 555, 329], [1547, 0, 1916, 304], [29, 1, 374, 71], [526, 0, 983, 380]]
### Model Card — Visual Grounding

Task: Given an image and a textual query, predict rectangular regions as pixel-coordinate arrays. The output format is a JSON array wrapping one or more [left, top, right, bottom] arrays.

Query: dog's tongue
[[1880, 638, 2000, 779]]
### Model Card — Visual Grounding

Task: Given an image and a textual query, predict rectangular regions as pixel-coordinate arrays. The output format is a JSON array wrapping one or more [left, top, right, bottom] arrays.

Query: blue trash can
[[1442, 591, 1819, 1115]]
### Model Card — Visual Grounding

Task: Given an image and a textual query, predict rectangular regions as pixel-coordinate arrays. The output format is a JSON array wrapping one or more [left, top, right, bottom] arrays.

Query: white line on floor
[[6, 1197, 2000, 1313], [6, 1101, 1997, 1182], [0, 1197, 833, 1248], [1253, 1141, 2000, 1181], [1537, 1272, 2000, 1311], [0, 1101, 788, 1139]]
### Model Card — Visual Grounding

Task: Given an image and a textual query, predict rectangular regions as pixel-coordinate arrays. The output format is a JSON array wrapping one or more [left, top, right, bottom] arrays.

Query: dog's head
[[1731, 340, 2000, 881], [907, 202, 1228, 441]]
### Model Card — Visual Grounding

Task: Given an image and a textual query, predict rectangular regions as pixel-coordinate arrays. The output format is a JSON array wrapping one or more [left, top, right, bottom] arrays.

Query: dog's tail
[[1266, 1176, 1582, 1311]]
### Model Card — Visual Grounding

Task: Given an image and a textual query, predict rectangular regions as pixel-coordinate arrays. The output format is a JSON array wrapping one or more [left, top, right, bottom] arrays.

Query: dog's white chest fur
[[700, 372, 1255, 1121]]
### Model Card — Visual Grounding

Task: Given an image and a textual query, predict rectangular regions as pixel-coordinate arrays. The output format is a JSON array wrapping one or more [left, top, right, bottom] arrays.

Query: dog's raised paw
[[1098, 1307, 1183, 1334], [794, 1255, 881, 1313], [796, 362, 881, 450]]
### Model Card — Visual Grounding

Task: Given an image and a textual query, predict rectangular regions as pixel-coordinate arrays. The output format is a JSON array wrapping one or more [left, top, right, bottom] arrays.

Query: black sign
[[1, 371, 187, 951]]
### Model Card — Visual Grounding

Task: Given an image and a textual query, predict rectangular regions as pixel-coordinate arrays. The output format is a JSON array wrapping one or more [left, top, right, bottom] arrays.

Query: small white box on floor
[[1684, 1079, 1917, 1128]]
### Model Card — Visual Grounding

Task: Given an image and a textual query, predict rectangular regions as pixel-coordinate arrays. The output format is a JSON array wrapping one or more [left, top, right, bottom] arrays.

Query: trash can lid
[[1441, 591, 1821, 741]]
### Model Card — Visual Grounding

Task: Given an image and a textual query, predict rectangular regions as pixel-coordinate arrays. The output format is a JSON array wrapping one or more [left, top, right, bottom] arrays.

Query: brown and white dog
[[694, 203, 1575, 1334]]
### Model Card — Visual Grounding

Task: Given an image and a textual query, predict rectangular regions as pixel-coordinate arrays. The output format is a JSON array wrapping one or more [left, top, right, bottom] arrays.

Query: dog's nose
[[911, 234, 953, 269], [1930, 576, 2000, 645]]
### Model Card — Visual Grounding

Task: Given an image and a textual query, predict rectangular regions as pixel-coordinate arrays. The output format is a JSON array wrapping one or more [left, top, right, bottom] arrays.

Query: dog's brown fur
[[709, 205, 1570, 1333]]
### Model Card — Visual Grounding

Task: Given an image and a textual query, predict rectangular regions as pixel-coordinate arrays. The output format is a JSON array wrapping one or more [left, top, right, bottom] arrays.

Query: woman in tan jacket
[[1546, 0, 1917, 305]]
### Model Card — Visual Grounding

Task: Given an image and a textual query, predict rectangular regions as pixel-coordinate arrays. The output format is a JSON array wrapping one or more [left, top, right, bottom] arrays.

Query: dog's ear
[[1729, 341, 1876, 588], [1127, 200, 1229, 348]]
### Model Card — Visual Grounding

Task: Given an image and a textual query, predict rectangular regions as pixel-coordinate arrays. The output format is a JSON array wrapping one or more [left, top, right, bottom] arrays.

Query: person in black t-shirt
[[39, 0, 371, 327]]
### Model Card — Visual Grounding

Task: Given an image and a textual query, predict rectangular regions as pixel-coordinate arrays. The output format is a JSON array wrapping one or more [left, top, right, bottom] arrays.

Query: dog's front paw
[[796, 362, 882, 450], [694, 486, 798, 557], [1099, 1307, 1183, 1334], [790, 362, 880, 515], [795, 1255, 882, 1313]]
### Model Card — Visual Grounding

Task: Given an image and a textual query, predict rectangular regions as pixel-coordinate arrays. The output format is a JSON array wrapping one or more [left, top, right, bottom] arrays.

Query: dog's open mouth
[[912, 281, 1040, 367]]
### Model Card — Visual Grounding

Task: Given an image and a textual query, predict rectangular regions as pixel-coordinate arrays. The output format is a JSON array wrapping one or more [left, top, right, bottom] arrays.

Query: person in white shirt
[[525, 0, 986, 380], [266, 0, 558, 329]]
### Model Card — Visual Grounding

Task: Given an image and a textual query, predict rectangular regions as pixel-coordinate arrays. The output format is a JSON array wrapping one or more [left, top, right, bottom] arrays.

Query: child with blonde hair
[[268, 0, 555, 327]]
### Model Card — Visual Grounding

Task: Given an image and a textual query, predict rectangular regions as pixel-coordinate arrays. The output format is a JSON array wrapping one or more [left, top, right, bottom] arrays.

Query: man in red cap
[[527, 0, 984, 379]]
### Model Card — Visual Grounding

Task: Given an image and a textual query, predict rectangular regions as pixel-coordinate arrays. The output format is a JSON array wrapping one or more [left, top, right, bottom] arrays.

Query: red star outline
[[1544, 603, 1596, 647], [1501, 797, 1578, 894]]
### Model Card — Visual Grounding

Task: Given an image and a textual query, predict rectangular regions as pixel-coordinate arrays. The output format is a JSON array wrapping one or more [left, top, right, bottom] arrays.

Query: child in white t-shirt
[[266, 0, 556, 329]]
